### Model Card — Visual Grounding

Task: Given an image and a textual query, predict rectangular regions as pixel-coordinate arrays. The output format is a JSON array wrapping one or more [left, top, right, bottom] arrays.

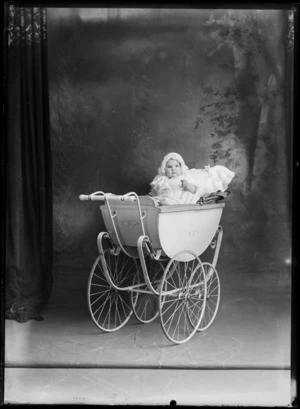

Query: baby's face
[[165, 159, 182, 178]]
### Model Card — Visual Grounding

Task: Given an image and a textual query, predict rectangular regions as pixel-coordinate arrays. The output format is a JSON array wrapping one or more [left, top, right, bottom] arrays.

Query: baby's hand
[[181, 179, 189, 190], [182, 179, 197, 194]]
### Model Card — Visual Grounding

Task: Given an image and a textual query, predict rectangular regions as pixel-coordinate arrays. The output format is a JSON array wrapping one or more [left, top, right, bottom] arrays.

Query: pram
[[79, 191, 224, 344]]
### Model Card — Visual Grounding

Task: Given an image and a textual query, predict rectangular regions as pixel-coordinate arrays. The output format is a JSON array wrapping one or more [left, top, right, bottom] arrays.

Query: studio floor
[[4, 258, 293, 406]]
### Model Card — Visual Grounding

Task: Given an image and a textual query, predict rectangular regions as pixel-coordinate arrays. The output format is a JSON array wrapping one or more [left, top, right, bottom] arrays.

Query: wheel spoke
[[140, 297, 150, 317], [90, 290, 109, 297], [188, 302, 201, 323], [160, 296, 180, 318], [118, 294, 131, 316], [95, 293, 111, 324], [171, 300, 186, 340], [183, 302, 191, 339], [119, 257, 133, 283], [102, 295, 113, 328], [207, 297, 218, 306], [206, 302, 215, 317], [207, 275, 217, 291], [163, 297, 184, 328], [114, 297, 120, 328], [90, 281, 109, 288], [93, 272, 107, 282], [166, 299, 182, 335], [90, 289, 111, 307], [169, 263, 179, 290]]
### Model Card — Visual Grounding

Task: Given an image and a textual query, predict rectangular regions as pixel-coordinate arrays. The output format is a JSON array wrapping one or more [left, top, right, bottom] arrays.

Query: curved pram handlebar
[[79, 191, 105, 201], [79, 191, 138, 202]]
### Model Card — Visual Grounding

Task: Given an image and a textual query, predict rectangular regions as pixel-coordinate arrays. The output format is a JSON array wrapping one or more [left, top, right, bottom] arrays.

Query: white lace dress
[[150, 165, 235, 205]]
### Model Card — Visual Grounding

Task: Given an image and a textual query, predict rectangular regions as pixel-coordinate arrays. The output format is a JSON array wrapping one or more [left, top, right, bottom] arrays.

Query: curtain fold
[[5, 6, 53, 322]]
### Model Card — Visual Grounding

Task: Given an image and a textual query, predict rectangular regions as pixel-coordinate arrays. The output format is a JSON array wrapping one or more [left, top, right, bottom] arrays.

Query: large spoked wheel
[[159, 251, 207, 344], [88, 250, 138, 332], [131, 257, 164, 324], [194, 262, 220, 331]]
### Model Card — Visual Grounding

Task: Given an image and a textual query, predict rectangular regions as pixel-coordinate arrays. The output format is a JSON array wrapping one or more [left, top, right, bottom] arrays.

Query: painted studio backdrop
[[47, 9, 292, 284], [5, 7, 294, 404]]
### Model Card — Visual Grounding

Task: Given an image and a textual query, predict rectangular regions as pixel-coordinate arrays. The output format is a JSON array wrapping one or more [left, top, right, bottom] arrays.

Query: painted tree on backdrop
[[196, 9, 292, 260]]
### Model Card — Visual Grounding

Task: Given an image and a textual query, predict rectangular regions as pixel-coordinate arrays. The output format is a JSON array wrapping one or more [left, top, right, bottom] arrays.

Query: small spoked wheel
[[159, 250, 207, 344], [88, 250, 138, 332], [194, 262, 220, 331], [131, 257, 164, 324]]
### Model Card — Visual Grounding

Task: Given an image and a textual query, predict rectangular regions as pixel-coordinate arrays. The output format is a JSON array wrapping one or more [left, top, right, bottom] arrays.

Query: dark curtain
[[5, 6, 53, 322]]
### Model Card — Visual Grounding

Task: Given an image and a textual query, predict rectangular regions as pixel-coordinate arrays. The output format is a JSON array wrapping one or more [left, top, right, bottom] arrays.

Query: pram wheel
[[159, 251, 207, 344], [87, 250, 137, 332], [191, 262, 220, 331], [131, 257, 164, 324]]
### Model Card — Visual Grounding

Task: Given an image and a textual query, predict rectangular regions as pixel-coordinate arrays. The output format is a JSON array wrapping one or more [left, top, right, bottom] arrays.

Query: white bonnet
[[157, 152, 189, 176]]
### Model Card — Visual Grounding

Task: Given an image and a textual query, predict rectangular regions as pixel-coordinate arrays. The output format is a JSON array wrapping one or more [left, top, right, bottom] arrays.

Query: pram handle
[[79, 191, 138, 202], [79, 191, 106, 201]]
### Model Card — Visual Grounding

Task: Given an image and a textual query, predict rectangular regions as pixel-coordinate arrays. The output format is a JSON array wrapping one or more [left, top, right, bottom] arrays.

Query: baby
[[149, 152, 235, 205]]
